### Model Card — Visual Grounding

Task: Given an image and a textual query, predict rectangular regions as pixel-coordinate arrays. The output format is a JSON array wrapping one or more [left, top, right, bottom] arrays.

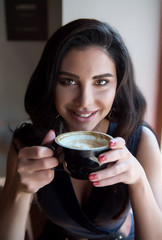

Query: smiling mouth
[[74, 112, 94, 118], [69, 110, 98, 121]]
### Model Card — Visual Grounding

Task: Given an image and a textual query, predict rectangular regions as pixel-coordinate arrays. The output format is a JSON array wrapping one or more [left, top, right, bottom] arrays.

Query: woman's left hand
[[89, 137, 145, 187]]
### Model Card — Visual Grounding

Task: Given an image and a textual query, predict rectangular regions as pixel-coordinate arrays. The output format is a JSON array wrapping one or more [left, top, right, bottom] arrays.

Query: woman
[[0, 18, 162, 240]]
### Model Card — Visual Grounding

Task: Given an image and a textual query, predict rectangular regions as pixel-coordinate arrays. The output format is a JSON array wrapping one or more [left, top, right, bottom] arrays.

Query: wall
[[0, 0, 62, 176], [62, 0, 161, 131]]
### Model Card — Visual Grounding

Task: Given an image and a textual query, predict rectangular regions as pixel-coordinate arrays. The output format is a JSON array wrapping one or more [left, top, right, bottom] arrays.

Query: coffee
[[67, 139, 106, 149], [55, 131, 110, 150]]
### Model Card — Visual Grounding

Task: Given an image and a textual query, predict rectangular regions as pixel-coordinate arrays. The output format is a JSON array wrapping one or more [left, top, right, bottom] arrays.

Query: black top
[[37, 122, 142, 239]]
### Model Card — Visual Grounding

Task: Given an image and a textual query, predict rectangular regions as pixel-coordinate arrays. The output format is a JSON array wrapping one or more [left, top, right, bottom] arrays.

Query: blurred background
[[0, 0, 162, 178]]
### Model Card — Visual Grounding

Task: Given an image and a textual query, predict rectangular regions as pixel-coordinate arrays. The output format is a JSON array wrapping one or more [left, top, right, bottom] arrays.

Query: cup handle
[[43, 144, 64, 171]]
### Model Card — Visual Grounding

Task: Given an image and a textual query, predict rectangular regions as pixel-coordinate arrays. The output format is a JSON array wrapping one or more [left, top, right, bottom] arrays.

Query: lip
[[69, 110, 98, 122]]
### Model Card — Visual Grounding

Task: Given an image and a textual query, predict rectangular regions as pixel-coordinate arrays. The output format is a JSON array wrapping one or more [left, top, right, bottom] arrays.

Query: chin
[[70, 125, 96, 132]]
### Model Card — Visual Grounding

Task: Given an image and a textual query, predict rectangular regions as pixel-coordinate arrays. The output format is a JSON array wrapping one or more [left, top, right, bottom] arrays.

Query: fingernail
[[89, 174, 98, 181], [98, 155, 107, 162], [93, 181, 100, 186], [109, 139, 116, 147]]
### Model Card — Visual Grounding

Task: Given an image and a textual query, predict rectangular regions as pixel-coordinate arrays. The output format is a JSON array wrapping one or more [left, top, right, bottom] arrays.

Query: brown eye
[[95, 79, 109, 86], [59, 78, 76, 85]]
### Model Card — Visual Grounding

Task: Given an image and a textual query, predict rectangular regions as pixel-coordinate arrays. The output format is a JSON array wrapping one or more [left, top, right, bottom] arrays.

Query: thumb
[[41, 130, 56, 146]]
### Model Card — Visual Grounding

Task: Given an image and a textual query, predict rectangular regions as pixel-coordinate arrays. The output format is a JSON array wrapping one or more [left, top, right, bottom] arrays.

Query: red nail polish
[[109, 140, 116, 147], [93, 181, 100, 186], [89, 174, 98, 181], [98, 155, 106, 162]]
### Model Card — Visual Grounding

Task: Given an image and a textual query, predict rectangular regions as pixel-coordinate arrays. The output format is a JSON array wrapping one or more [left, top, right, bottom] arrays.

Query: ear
[[41, 130, 56, 146]]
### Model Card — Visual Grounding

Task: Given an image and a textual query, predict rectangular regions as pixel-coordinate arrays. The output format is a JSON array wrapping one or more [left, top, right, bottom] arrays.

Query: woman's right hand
[[15, 130, 58, 194], [0, 130, 58, 240]]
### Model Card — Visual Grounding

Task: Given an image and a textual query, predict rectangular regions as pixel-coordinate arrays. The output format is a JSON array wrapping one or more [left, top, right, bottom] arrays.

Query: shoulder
[[136, 125, 162, 185], [138, 125, 160, 156], [136, 125, 162, 210]]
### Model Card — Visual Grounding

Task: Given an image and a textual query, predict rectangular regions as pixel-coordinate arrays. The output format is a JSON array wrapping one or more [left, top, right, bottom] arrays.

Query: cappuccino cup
[[54, 131, 113, 180]]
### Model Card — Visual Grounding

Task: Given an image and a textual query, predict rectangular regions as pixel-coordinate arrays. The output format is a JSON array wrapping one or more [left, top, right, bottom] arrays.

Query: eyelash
[[95, 79, 109, 86], [59, 78, 76, 86], [59, 78, 109, 86]]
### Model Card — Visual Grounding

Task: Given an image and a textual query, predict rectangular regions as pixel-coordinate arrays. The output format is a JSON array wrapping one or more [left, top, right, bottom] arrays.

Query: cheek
[[55, 86, 73, 109], [100, 91, 116, 116], [99, 88, 116, 106], [55, 86, 63, 110]]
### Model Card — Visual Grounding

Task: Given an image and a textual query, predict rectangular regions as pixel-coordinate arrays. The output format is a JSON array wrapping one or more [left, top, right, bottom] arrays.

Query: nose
[[74, 84, 93, 108]]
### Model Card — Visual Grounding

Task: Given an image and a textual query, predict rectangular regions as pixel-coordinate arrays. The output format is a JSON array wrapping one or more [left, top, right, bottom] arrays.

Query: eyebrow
[[58, 71, 79, 79], [93, 73, 114, 79], [58, 71, 114, 79]]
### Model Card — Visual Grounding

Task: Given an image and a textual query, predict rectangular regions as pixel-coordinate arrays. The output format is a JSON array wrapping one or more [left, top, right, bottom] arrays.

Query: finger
[[17, 156, 59, 172], [19, 169, 55, 193], [109, 137, 126, 149], [98, 146, 129, 164], [92, 172, 126, 187], [41, 130, 56, 145], [89, 161, 128, 182], [18, 145, 54, 160]]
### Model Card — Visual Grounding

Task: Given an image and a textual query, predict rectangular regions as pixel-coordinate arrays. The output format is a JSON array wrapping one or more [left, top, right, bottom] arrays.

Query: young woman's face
[[55, 46, 117, 132]]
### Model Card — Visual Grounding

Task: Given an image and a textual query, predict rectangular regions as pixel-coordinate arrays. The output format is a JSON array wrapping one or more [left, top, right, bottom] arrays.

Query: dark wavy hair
[[15, 18, 146, 144]]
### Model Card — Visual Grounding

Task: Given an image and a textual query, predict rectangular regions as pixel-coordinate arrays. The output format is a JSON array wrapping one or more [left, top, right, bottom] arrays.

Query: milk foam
[[59, 134, 108, 149]]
